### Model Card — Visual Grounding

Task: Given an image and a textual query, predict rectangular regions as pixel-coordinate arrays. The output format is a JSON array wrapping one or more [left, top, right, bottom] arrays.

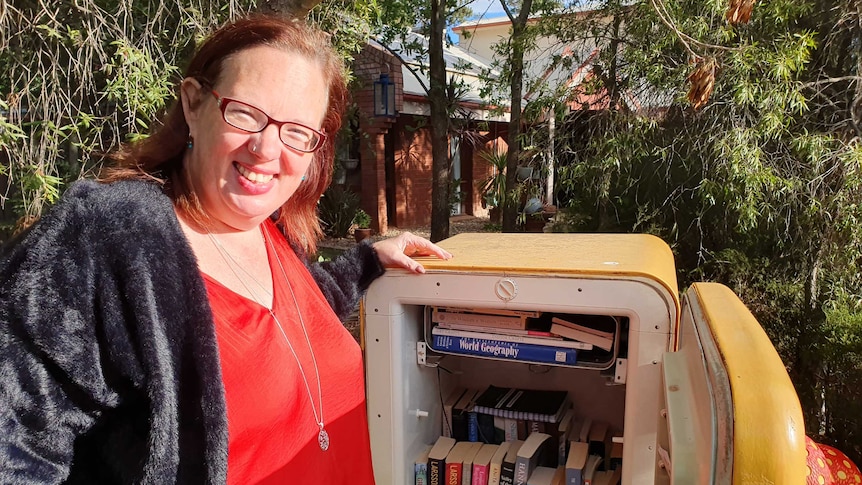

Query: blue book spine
[[430, 335, 578, 366], [468, 411, 479, 441], [415, 461, 428, 485]]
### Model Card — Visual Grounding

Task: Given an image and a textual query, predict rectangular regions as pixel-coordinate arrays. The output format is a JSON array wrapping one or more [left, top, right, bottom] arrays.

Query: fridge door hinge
[[614, 358, 628, 384]]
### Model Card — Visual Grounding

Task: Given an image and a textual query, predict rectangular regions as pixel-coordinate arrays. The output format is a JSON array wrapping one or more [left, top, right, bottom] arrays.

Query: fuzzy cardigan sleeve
[[0, 180, 227, 484], [305, 242, 385, 321]]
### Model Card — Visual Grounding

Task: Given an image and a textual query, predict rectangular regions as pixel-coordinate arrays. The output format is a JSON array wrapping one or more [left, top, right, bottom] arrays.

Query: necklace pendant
[[318, 427, 330, 451]]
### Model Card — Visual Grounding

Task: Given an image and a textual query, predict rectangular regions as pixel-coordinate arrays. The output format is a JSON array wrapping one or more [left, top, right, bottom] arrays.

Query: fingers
[[372, 232, 453, 273]]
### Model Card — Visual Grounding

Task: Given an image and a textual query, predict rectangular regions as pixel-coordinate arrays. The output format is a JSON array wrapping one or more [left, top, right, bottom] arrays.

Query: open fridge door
[[659, 282, 807, 484]]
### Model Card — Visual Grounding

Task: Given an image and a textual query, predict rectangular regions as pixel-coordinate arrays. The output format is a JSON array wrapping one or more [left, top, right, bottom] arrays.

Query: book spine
[[438, 322, 557, 338], [431, 335, 578, 367], [468, 411, 479, 442], [499, 461, 517, 485], [472, 463, 489, 485], [564, 469, 582, 485], [513, 458, 530, 485], [433, 309, 526, 330], [433, 326, 593, 350], [429, 458, 444, 485], [415, 462, 428, 485], [446, 463, 462, 485], [488, 463, 503, 485]]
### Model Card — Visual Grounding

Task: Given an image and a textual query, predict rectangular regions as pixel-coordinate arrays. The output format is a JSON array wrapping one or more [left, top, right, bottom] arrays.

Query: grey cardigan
[[0, 180, 383, 484]]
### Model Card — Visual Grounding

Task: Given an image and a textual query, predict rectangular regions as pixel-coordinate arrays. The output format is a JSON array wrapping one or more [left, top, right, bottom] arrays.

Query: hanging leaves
[[686, 57, 716, 110], [726, 0, 755, 25]]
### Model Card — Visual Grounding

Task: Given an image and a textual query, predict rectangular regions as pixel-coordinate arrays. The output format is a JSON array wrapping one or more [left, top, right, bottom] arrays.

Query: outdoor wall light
[[373, 73, 396, 117]]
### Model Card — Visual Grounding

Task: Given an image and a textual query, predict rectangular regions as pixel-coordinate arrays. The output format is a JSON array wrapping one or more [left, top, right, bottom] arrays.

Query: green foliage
[[353, 208, 371, 229], [515, 0, 862, 460], [318, 185, 361, 238]]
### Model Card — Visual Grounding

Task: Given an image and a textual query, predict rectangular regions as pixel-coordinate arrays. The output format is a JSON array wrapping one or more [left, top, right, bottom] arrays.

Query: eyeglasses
[[209, 90, 326, 153]]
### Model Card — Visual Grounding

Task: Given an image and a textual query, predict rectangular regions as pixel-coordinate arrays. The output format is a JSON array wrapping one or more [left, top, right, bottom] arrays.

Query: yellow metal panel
[[690, 283, 807, 484], [416, 232, 679, 299]]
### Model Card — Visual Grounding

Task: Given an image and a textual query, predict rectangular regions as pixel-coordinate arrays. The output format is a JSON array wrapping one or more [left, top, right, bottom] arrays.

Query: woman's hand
[[372, 232, 453, 274]]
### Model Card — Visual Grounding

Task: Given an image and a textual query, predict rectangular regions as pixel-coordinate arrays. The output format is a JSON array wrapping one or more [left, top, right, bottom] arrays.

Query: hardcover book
[[514, 432, 552, 485], [453, 389, 482, 442], [473, 386, 570, 423], [428, 436, 457, 485], [443, 388, 469, 438], [549, 316, 615, 352], [432, 308, 527, 330], [432, 326, 593, 350], [431, 334, 579, 366]]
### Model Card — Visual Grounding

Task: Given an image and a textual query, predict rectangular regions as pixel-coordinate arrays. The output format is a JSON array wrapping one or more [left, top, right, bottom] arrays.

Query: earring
[[186, 136, 194, 149], [301, 175, 306, 181]]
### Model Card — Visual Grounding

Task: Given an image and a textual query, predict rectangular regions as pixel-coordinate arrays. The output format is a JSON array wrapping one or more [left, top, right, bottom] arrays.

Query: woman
[[0, 15, 450, 484]]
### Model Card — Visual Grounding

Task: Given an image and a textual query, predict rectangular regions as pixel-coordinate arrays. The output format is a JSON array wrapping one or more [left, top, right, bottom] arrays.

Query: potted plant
[[479, 148, 508, 223], [353, 209, 373, 243]]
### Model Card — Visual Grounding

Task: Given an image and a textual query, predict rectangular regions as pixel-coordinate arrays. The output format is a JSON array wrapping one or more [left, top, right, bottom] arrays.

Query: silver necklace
[[206, 228, 330, 451]]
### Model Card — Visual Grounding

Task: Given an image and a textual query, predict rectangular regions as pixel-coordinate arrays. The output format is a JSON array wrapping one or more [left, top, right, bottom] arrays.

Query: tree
[[531, 0, 862, 460], [0, 0, 376, 243]]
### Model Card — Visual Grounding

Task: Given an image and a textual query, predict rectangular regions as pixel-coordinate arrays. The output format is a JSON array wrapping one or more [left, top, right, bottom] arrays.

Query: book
[[438, 322, 557, 338], [462, 441, 485, 485], [433, 308, 527, 330], [526, 466, 565, 485], [514, 432, 552, 485], [433, 326, 593, 350], [436, 306, 542, 318], [415, 444, 433, 485], [453, 389, 482, 441], [499, 439, 524, 485], [473, 386, 570, 423], [550, 315, 615, 339], [471, 443, 500, 485], [564, 441, 589, 485], [428, 436, 457, 485], [582, 454, 603, 485], [577, 419, 592, 444], [446, 441, 475, 485], [431, 334, 579, 366], [444, 388, 469, 438], [503, 418, 526, 441], [587, 421, 610, 467], [589, 468, 621, 485], [608, 441, 623, 470], [549, 317, 614, 352], [556, 408, 576, 466], [488, 441, 512, 485]]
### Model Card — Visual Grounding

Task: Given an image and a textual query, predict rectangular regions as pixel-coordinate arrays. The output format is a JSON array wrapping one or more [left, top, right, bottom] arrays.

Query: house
[[345, 32, 510, 234]]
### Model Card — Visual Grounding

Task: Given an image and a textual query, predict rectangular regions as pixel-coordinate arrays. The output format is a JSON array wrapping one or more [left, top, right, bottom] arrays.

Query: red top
[[203, 221, 375, 484]]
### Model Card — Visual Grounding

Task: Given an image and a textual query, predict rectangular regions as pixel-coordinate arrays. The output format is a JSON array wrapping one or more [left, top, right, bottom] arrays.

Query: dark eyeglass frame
[[209, 89, 326, 153]]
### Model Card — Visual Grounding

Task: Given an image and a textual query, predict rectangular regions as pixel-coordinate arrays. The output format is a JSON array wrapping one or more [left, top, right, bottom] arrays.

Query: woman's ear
[[180, 77, 204, 131]]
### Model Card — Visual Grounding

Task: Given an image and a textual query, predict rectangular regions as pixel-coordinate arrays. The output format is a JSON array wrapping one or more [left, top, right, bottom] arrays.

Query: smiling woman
[[0, 15, 452, 485]]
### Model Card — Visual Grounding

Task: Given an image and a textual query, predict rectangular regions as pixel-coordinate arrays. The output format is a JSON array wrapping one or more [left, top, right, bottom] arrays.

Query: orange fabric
[[806, 436, 862, 485], [204, 221, 375, 484]]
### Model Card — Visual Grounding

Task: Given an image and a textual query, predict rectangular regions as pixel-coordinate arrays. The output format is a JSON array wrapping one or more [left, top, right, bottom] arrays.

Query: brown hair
[[102, 15, 347, 255]]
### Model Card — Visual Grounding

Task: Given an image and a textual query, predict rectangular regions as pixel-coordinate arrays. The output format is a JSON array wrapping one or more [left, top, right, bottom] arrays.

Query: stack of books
[[429, 307, 619, 366]]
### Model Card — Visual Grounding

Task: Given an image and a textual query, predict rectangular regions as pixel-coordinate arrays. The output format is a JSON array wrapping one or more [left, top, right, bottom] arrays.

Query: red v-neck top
[[203, 221, 375, 484]]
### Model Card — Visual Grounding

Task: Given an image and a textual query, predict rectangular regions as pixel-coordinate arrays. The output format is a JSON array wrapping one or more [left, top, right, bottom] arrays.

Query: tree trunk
[[429, 0, 450, 242], [501, 0, 533, 232], [257, 0, 321, 18]]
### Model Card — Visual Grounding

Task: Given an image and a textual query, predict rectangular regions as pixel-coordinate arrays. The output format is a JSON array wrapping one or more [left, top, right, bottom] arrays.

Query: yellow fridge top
[[416, 232, 679, 299]]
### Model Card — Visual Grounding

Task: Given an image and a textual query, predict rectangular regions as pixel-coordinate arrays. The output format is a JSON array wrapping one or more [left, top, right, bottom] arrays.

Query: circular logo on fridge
[[495, 278, 517, 301]]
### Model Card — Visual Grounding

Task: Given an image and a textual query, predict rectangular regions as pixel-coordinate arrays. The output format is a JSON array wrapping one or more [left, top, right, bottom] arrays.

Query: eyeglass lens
[[222, 99, 321, 152]]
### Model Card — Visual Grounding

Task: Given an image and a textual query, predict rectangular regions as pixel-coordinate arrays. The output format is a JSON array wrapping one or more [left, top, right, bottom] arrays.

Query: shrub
[[318, 185, 360, 238]]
